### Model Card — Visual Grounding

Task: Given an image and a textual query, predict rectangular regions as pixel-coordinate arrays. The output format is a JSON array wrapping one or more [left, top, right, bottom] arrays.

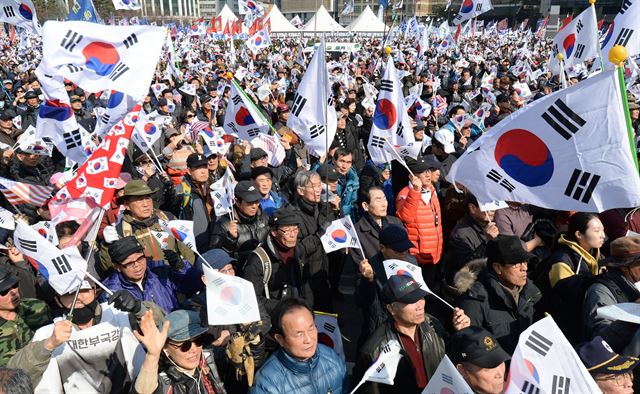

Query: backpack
[[246, 244, 272, 299]]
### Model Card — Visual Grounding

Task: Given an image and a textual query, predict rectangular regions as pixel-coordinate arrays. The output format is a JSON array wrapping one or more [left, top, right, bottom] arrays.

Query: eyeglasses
[[119, 255, 146, 269], [0, 283, 18, 296], [595, 372, 632, 387], [168, 334, 211, 352]]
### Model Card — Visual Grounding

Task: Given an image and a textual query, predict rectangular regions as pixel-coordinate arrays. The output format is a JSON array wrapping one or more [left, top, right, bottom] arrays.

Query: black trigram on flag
[[575, 19, 583, 34], [18, 238, 37, 253], [614, 28, 634, 47], [565, 169, 600, 204], [100, 113, 111, 123], [226, 122, 239, 134], [66, 64, 82, 73], [212, 277, 225, 286], [396, 122, 405, 137], [621, 0, 633, 14], [442, 373, 454, 385], [52, 255, 72, 275], [486, 169, 516, 192], [291, 94, 307, 117], [232, 95, 241, 105], [123, 33, 138, 49], [61, 30, 83, 51], [63, 131, 83, 150], [388, 263, 398, 270], [551, 375, 571, 394], [525, 330, 553, 356], [309, 124, 325, 139], [521, 380, 541, 394], [3, 6, 15, 17], [370, 136, 386, 149], [323, 322, 336, 333], [574, 43, 585, 59], [108, 63, 130, 81], [541, 99, 586, 140], [379, 79, 393, 92], [247, 128, 261, 138]]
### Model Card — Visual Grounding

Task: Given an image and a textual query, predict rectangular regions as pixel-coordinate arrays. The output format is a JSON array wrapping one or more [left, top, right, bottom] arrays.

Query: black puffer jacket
[[456, 268, 542, 354], [209, 207, 269, 261], [353, 315, 447, 394]]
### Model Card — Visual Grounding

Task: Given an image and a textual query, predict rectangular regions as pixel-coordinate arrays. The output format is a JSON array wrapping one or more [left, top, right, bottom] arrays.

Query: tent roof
[[265, 4, 299, 32], [348, 5, 387, 32], [218, 4, 237, 26], [303, 4, 346, 32]]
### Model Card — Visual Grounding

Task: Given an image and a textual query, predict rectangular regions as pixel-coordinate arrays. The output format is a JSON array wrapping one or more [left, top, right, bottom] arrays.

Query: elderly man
[[456, 236, 542, 355], [577, 336, 639, 394], [354, 275, 470, 393], [449, 326, 511, 394], [251, 298, 347, 393]]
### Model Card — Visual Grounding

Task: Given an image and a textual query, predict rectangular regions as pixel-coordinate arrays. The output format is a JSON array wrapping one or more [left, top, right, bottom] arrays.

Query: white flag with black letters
[[447, 69, 640, 212], [286, 39, 337, 158]]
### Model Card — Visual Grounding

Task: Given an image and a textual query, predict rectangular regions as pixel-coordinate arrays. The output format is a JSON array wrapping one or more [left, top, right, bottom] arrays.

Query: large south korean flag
[[447, 69, 640, 212]]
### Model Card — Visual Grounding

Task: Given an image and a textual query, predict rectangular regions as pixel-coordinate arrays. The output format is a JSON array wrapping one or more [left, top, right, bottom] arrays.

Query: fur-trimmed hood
[[453, 258, 488, 295]]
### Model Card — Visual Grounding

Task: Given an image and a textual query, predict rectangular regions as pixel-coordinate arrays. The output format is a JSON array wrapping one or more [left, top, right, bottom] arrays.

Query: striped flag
[[433, 95, 448, 116], [0, 177, 53, 206], [188, 120, 211, 142]]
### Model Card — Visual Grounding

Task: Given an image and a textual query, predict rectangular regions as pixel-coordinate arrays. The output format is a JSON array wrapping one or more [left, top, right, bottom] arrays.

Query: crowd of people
[[1, 13, 640, 394]]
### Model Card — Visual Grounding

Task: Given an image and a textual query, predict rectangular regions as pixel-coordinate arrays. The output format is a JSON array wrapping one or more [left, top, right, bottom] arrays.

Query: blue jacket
[[260, 190, 285, 216], [99, 266, 180, 313], [337, 168, 359, 222], [251, 344, 347, 394]]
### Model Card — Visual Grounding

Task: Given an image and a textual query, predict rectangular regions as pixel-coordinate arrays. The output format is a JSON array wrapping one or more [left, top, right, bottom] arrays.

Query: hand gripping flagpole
[[610, 45, 640, 171]]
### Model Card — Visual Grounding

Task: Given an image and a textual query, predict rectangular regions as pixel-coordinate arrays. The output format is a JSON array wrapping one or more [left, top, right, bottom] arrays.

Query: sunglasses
[[168, 334, 212, 352], [0, 283, 18, 296], [186, 114, 194, 118]]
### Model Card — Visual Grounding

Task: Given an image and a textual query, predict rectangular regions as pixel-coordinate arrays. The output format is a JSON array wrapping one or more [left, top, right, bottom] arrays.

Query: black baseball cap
[[486, 235, 536, 265], [382, 274, 427, 304], [108, 236, 145, 264], [317, 163, 339, 182], [406, 157, 430, 173], [379, 224, 413, 252], [187, 153, 208, 168], [0, 266, 18, 293], [449, 326, 511, 368], [250, 148, 268, 161], [234, 180, 262, 202], [269, 206, 301, 227]]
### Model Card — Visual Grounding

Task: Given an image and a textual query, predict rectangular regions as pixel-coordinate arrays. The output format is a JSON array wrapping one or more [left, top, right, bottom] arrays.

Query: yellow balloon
[[226, 72, 234, 80], [384, 46, 392, 55], [556, 53, 564, 61], [609, 45, 628, 65]]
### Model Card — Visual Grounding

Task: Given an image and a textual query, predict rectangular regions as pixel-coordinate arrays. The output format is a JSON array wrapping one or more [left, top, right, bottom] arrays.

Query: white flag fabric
[[314, 312, 345, 360], [32, 221, 59, 245], [383, 259, 428, 289], [159, 219, 198, 253], [94, 90, 138, 138], [16, 125, 53, 156], [447, 69, 640, 212], [549, 7, 599, 74], [202, 263, 260, 325], [246, 27, 272, 55], [0, 0, 39, 33], [504, 316, 600, 394], [224, 81, 270, 141], [351, 339, 403, 393], [39, 22, 165, 98], [251, 134, 286, 166], [601, 0, 640, 67], [14, 220, 87, 294], [112, 0, 141, 10], [210, 167, 237, 217], [367, 57, 415, 164], [452, 0, 492, 26], [238, 0, 264, 15], [178, 83, 196, 97], [0, 207, 15, 230], [320, 217, 361, 253], [131, 110, 170, 152], [200, 128, 231, 158], [286, 39, 337, 158], [422, 356, 474, 394]]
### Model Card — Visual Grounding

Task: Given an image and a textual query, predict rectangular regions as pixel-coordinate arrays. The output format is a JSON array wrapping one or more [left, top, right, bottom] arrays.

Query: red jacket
[[396, 185, 443, 265]]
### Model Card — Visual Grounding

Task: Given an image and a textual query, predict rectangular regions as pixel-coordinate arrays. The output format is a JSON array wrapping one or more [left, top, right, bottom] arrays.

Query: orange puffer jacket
[[396, 185, 443, 265]]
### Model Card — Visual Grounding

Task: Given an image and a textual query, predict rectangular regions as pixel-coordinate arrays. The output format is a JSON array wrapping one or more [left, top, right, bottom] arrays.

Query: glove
[[163, 249, 183, 269], [108, 289, 141, 313], [103, 225, 119, 244]]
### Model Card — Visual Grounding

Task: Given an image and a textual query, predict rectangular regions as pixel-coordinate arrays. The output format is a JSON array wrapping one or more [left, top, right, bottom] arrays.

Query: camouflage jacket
[[0, 298, 50, 366]]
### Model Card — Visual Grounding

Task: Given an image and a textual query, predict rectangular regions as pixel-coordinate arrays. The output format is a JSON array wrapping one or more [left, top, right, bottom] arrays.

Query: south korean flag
[[601, 0, 640, 67], [112, 0, 141, 10], [549, 6, 599, 74], [224, 81, 270, 142], [39, 21, 165, 98], [447, 69, 640, 212], [367, 57, 415, 164], [286, 39, 337, 157], [0, 0, 40, 34], [131, 110, 170, 152]]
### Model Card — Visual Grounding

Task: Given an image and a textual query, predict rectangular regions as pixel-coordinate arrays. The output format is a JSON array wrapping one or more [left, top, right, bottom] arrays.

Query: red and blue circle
[[107, 90, 124, 109], [396, 269, 413, 278], [494, 129, 554, 187], [39, 100, 73, 121], [37, 228, 47, 238], [171, 227, 188, 242], [331, 229, 348, 243], [563, 34, 576, 58], [373, 99, 397, 130], [318, 332, 334, 348], [83, 42, 120, 77], [235, 107, 255, 126], [524, 359, 541, 383], [18, 4, 33, 20], [220, 286, 242, 305], [255, 36, 263, 45], [602, 22, 614, 49], [460, 0, 474, 13], [143, 122, 157, 135]]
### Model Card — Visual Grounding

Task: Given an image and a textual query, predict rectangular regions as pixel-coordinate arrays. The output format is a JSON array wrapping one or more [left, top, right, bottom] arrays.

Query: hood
[[558, 234, 600, 274], [453, 258, 488, 294]]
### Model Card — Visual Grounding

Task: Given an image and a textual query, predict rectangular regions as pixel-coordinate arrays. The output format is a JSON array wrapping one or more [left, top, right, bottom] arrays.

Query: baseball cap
[[406, 157, 430, 174], [449, 326, 511, 368], [382, 274, 427, 304], [379, 224, 413, 252], [577, 336, 640, 375], [0, 109, 16, 121], [163, 309, 208, 342], [269, 206, 301, 227], [108, 236, 145, 264], [0, 266, 18, 293], [186, 153, 208, 168], [434, 129, 455, 154], [317, 163, 339, 182], [24, 90, 38, 99], [235, 180, 262, 202], [196, 248, 236, 271], [250, 148, 268, 161]]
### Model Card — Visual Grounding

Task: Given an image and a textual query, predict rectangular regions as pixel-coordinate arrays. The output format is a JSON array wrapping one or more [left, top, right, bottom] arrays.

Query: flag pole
[[557, 53, 568, 89], [610, 46, 640, 171], [589, 0, 605, 71]]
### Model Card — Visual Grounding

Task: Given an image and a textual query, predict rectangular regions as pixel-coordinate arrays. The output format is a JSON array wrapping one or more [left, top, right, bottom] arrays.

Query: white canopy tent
[[348, 5, 387, 33], [218, 3, 237, 27], [303, 4, 347, 32], [265, 4, 299, 32]]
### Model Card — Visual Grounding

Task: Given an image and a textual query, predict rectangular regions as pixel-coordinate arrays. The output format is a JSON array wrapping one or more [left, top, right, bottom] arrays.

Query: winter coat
[[175, 175, 216, 252], [396, 185, 443, 265], [446, 213, 489, 284], [353, 315, 447, 394], [149, 348, 226, 394], [210, 207, 270, 262], [99, 267, 180, 313], [455, 267, 542, 354], [337, 168, 359, 223], [251, 344, 346, 394], [547, 234, 601, 289], [350, 213, 403, 262]]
